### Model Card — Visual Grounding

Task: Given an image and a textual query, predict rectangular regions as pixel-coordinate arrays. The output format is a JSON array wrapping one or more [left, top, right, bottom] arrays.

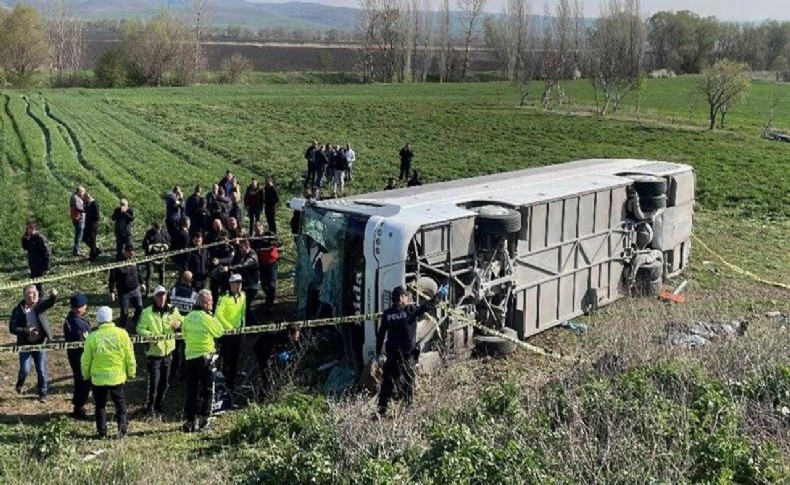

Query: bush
[[29, 417, 73, 461], [228, 392, 331, 447], [94, 49, 135, 88], [218, 53, 251, 85]]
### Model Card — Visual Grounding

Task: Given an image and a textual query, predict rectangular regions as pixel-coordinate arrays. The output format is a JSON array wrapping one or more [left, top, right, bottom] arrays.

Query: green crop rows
[[0, 79, 788, 269]]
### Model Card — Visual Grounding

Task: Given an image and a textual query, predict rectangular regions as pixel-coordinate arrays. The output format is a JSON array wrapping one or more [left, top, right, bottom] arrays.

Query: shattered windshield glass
[[296, 206, 368, 319]]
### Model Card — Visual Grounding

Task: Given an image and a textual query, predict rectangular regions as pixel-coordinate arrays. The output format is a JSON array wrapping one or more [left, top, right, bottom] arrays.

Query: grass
[[0, 77, 788, 482]]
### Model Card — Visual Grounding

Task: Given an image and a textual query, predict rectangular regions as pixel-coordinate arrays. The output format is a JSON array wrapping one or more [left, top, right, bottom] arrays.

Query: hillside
[[0, 0, 361, 30]]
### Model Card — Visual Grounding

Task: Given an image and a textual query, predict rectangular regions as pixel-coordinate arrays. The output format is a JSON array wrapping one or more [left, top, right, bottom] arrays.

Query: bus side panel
[[513, 186, 630, 338]]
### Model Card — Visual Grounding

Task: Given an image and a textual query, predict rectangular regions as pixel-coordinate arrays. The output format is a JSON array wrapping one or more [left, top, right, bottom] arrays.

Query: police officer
[[182, 289, 224, 433], [376, 284, 447, 416], [81, 306, 136, 438], [136, 285, 182, 416], [216, 274, 246, 393], [169, 271, 198, 380], [64, 294, 92, 420]]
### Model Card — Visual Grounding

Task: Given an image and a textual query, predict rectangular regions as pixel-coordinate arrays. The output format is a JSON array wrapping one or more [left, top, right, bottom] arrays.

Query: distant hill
[[0, 0, 570, 34], [0, 0, 362, 30]]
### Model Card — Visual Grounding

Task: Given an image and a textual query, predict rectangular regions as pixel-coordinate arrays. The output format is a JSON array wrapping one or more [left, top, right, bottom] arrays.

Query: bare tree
[[761, 87, 783, 138], [357, 0, 409, 83], [587, 0, 645, 115], [185, 0, 216, 83], [48, 0, 84, 82], [458, 0, 487, 80], [698, 59, 751, 130], [409, 0, 434, 82], [438, 0, 453, 82], [122, 11, 189, 86], [538, 0, 572, 108]]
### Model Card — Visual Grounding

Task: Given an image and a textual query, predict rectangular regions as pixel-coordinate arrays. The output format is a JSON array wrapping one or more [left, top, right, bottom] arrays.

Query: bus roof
[[298, 159, 691, 222]]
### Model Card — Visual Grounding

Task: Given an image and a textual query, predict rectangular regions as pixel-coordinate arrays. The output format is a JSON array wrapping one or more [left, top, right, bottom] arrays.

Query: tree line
[[0, 0, 775, 125]]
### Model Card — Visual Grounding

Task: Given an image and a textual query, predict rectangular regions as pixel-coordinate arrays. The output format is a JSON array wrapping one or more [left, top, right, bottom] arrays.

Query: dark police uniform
[[376, 287, 438, 415]]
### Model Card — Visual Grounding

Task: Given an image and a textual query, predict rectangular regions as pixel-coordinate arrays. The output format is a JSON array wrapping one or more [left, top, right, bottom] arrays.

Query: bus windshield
[[296, 206, 369, 319]]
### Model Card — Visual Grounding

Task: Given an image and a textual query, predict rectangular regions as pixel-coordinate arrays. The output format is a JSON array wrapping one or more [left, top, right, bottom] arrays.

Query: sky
[[256, 0, 790, 21]]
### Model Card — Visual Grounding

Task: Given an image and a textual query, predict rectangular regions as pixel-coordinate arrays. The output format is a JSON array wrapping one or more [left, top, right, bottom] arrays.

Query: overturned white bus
[[290, 159, 694, 372]]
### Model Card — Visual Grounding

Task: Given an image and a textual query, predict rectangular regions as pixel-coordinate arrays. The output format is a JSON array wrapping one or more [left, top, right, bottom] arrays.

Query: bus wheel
[[473, 205, 522, 236], [474, 328, 518, 357]]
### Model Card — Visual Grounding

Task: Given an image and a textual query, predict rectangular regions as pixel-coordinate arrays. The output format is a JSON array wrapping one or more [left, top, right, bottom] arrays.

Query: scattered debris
[[765, 311, 783, 318], [665, 320, 748, 347], [317, 359, 339, 372], [659, 279, 689, 303], [82, 449, 106, 462], [782, 406, 790, 417], [322, 364, 355, 397], [764, 312, 789, 326], [765, 131, 790, 143], [560, 320, 589, 333]]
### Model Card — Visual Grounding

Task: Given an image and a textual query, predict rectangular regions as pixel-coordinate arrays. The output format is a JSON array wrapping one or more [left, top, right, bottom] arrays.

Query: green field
[[0, 79, 789, 483]]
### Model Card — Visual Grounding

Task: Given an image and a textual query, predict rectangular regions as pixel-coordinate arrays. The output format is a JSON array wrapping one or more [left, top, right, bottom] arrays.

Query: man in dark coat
[[9, 285, 58, 402], [185, 185, 203, 221], [142, 221, 171, 293], [303, 140, 317, 189], [376, 284, 447, 416], [314, 145, 329, 188], [191, 198, 212, 238], [109, 244, 143, 330], [165, 186, 184, 242], [398, 143, 414, 181], [263, 176, 280, 234], [21, 221, 51, 293], [171, 217, 192, 271], [111, 199, 135, 260], [186, 233, 211, 291], [244, 179, 263, 236], [64, 294, 92, 420], [83, 193, 102, 262]]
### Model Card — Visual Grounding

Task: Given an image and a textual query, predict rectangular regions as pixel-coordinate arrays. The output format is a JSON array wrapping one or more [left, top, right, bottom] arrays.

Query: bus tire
[[474, 206, 522, 236], [474, 327, 518, 357]]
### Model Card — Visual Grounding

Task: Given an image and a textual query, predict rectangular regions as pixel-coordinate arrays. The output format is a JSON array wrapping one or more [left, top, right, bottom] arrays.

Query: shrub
[[228, 392, 331, 447], [94, 49, 134, 88], [29, 417, 73, 462], [218, 53, 251, 85]]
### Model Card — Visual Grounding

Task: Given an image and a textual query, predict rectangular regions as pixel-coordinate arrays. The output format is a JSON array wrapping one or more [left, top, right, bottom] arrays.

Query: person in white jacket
[[345, 143, 356, 181]]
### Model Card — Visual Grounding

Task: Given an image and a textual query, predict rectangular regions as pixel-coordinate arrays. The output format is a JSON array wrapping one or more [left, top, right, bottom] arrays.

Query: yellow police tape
[[0, 312, 383, 355], [692, 234, 790, 291], [0, 235, 280, 293], [407, 283, 581, 363]]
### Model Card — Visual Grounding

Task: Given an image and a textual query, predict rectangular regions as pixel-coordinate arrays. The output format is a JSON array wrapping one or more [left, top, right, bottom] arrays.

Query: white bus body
[[291, 159, 695, 369]]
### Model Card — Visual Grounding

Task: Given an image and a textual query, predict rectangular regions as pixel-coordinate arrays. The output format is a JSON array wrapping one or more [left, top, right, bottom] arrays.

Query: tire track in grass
[[2, 94, 70, 246], [93, 100, 261, 180], [52, 102, 156, 193], [0, 95, 33, 261], [42, 98, 126, 201], [22, 95, 72, 191]]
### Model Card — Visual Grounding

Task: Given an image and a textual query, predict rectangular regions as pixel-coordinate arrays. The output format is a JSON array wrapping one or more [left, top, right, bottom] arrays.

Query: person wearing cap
[[215, 273, 246, 393], [81, 306, 136, 438], [109, 243, 143, 330], [9, 285, 58, 402], [64, 294, 92, 420], [136, 285, 182, 416], [169, 271, 198, 380], [182, 289, 224, 433], [375, 283, 448, 416]]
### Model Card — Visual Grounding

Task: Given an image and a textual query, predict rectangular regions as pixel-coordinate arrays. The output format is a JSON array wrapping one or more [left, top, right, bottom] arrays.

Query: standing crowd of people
[[12, 142, 437, 437]]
